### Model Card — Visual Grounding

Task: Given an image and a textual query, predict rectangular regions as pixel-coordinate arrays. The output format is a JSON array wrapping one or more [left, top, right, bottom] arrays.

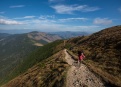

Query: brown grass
[[2, 50, 69, 87]]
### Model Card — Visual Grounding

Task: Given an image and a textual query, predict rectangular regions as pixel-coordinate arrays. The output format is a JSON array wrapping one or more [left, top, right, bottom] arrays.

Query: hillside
[[0, 33, 10, 40], [0, 32, 62, 85], [0, 34, 38, 85], [2, 50, 68, 87], [0, 40, 64, 86], [28, 31, 62, 46], [65, 25, 121, 86], [2, 49, 117, 87]]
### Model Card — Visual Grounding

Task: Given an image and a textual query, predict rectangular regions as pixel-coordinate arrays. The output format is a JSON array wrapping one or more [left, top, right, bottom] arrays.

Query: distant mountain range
[[49, 31, 89, 39], [0, 29, 89, 39]]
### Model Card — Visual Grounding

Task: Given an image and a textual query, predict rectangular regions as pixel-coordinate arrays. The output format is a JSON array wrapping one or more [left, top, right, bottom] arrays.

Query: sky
[[0, 0, 121, 33]]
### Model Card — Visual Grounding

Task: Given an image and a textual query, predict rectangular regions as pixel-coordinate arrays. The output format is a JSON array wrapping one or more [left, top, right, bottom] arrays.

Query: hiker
[[78, 50, 85, 67]]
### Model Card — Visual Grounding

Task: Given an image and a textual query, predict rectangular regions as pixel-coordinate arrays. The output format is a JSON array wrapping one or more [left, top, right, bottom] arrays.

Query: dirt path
[[64, 49, 106, 87]]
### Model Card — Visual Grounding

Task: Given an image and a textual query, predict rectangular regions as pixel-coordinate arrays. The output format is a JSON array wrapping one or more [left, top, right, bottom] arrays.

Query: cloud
[[93, 18, 112, 25], [0, 12, 5, 14], [51, 4, 100, 14], [0, 19, 23, 25], [0, 16, 101, 32], [14, 15, 55, 20], [10, 5, 25, 8], [14, 16, 36, 19], [39, 15, 55, 20], [49, 0, 56, 2], [48, 0, 64, 3], [23, 16, 35, 19], [59, 17, 88, 22]]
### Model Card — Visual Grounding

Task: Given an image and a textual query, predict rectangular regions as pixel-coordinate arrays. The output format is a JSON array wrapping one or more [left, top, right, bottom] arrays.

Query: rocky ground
[[64, 49, 106, 87]]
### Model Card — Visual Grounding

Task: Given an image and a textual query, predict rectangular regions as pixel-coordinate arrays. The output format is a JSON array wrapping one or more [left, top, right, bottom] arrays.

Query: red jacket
[[78, 53, 85, 61]]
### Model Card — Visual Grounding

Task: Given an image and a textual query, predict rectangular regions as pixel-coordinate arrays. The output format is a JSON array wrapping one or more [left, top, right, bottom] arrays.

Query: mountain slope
[[28, 31, 62, 43], [2, 49, 116, 87], [65, 25, 121, 86], [0, 34, 38, 85], [0, 32, 62, 85], [0, 33, 10, 40], [2, 49, 68, 87], [0, 40, 63, 86]]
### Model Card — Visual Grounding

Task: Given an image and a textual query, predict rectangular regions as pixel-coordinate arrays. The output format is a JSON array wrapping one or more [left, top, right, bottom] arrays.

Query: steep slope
[[0, 34, 38, 85], [2, 50, 68, 87], [0, 40, 63, 86], [3, 49, 116, 87], [65, 25, 121, 86], [0, 32, 62, 85], [0, 33, 10, 40]]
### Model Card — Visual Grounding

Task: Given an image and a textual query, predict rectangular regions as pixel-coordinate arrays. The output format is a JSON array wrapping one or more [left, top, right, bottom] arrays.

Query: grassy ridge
[[66, 26, 121, 86]]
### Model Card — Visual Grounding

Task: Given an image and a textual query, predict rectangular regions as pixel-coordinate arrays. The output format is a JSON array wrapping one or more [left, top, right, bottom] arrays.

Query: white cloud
[[0, 16, 101, 32], [59, 17, 88, 22], [51, 4, 100, 14], [0, 19, 23, 25], [93, 18, 112, 25], [10, 5, 25, 8], [14, 16, 36, 19], [0, 12, 5, 14], [23, 16, 35, 19]]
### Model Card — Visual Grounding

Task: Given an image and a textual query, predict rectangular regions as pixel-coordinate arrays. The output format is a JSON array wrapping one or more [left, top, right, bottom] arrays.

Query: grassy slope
[[0, 40, 64, 86], [0, 34, 38, 85], [66, 26, 121, 86], [3, 50, 68, 87]]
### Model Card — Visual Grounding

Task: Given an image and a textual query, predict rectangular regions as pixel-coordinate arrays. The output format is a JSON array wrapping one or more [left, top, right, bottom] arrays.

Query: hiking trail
[[64, 49, 106, 87]]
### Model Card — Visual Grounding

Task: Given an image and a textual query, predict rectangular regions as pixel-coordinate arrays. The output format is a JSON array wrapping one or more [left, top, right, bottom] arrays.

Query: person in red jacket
[[78, 50, 85, 67]]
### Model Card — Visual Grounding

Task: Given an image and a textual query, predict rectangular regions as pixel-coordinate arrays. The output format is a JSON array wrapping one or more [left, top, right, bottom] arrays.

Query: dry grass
[[2, 50, 69, 87], [65, 26, 121, 87], [84, 60, 121, 87], [67, 50, 121, 87]]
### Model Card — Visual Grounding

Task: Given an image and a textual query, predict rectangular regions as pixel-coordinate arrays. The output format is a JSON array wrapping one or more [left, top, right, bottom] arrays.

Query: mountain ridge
[[65, 25, 121, 86], [1, 25, 121, 87]]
